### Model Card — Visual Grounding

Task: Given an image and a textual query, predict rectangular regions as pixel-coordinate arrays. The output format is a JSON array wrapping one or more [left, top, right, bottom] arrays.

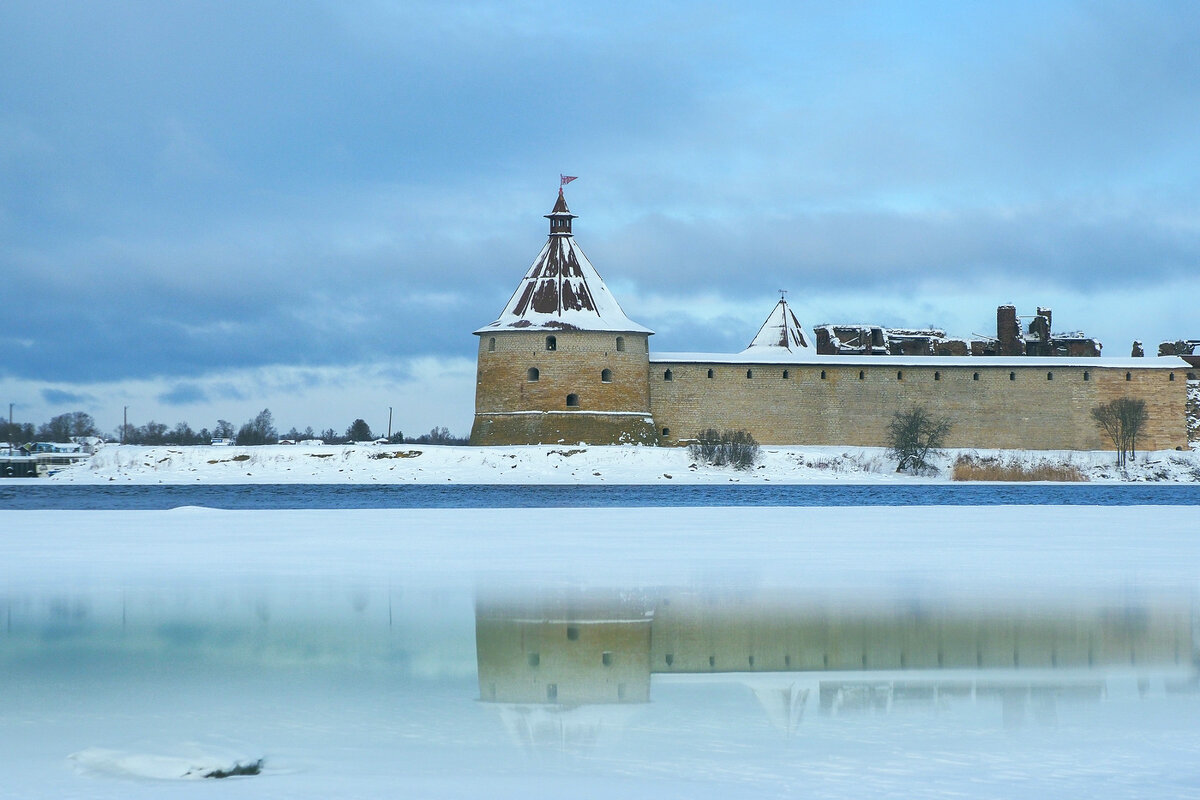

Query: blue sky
[[3, 0, 1198, 438]]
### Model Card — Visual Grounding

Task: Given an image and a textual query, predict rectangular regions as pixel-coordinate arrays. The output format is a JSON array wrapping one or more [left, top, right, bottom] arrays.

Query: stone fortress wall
[[471, 330, 658, 446], [649, 359, 1187, 451]]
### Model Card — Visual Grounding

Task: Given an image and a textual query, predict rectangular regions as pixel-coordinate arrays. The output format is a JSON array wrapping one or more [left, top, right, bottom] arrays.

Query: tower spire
[[545, 187, 577, 236]]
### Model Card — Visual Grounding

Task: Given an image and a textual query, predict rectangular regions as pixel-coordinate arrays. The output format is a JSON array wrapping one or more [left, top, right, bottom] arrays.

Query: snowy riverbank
[[40, 441, 1200, 484]]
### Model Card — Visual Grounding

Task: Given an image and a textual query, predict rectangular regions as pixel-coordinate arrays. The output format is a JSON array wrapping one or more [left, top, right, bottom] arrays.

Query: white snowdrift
[[70, 746, 263, 781]]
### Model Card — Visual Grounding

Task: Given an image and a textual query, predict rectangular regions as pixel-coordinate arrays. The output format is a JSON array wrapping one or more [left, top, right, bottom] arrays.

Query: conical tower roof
[[742, 297, 811, 353], [475, 190, 652, 335]]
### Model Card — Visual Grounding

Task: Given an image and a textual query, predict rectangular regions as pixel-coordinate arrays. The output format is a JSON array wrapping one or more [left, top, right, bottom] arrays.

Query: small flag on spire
[[560, 174, 578, 187]]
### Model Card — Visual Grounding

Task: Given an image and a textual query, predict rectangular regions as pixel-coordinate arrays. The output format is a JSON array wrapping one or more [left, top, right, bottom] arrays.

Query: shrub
[[952, 453, 1087, 482], [688, 428, 760, 470]]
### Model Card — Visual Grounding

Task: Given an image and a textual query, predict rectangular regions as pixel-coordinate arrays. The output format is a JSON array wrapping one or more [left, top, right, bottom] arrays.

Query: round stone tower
[[470, 190, 657, 446]]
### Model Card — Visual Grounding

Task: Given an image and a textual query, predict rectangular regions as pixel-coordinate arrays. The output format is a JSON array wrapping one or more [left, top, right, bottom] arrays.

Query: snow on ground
[[41, 441, 1200, 484], [3, 505, 1198, 592]]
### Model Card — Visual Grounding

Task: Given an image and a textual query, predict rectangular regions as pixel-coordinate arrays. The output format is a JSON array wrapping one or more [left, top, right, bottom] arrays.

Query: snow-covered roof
[[741, 298, 811, 354], [475, 191, 652, 335], [652, 353, 1192, 369]]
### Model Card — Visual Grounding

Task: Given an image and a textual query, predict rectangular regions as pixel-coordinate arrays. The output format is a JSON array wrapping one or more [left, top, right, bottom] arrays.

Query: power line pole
[[122, 406, 128, 445], [388, 407, 393, 439]]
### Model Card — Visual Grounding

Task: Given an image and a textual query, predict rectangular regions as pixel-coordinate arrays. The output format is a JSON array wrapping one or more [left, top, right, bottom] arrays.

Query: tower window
[[820, 370, 827, 380], [1126, 372, 1132, 381], [1169, 373, 1175, 381], [858, 370, 864, 380], [746, 369, 753, 379], [661, 427, 670, 437], [1083, 371, 1090, 381], [601, 368, 612, 383], [545, 335, 556, 351], [602, 651, 613, 666], [566, 626, 579, 641], [566, 393, 579, 407], [616, 336, 625, 352], [973, 372, 979, 381], [1010, 372, 1016, 381], [1047, 372, 1053, 380], [527, 367, 539, 382], [897, 371, 903, 381], [488, 337, 496, 352], [707, 369, 714, 379], [782, 370, 789, 379], [934, 371, 941, 381], [664, 369, 673, 381]]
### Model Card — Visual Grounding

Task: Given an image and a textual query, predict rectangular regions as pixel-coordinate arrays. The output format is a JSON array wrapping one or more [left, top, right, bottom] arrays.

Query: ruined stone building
[[1158, 340, 1200, 374], [813, 306, 1102, 357], [470, 192, 1190, 450]]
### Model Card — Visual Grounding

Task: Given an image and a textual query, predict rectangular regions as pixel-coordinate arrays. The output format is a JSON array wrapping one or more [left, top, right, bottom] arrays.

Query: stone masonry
[[471, 330, 657, 445], [649, 361, 1187, 451]]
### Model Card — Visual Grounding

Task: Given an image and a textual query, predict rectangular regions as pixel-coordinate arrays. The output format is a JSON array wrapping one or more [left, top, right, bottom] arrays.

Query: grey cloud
[[158, 383, 208, 406], [41, 388, 96, 406], [3, 0, 1198, 391]]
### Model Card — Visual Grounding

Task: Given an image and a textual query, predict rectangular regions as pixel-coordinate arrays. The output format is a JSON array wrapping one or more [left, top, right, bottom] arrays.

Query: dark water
[[3, 483, 1200, 510]]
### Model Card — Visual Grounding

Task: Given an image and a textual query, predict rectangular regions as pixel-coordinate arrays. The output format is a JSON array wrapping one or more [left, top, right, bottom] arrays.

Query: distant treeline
[[1, 409, 469, 447]]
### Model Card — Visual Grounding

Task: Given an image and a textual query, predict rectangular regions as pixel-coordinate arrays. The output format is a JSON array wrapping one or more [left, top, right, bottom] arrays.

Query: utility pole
[[388, 407, 393, 439], [122, 406, 128, 445], [6, 403, 11, 454]]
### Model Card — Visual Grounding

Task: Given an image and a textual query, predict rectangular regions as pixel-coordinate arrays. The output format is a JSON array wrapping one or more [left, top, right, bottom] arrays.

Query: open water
[[3, 482, 1200, 509]]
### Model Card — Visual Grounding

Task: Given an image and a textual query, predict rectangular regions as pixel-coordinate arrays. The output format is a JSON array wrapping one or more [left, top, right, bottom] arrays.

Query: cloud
[[41, 388, 96, 406], [158, 383, 208, 406]]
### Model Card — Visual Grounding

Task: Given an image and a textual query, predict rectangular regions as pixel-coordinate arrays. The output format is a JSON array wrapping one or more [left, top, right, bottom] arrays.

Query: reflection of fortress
[[471, 192, 1189, 449], [475, 589, 1197, 729]]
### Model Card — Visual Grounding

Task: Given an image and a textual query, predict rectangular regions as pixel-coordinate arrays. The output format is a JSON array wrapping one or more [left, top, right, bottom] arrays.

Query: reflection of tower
[[475, 591, 652, 705], [475, 590, 652, 755], [744, 678, 811, 736], [492, 703, 644, 758]]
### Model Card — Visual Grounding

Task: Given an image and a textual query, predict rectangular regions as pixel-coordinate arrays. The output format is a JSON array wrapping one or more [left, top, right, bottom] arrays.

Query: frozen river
[[3, 504, 1198, 798]]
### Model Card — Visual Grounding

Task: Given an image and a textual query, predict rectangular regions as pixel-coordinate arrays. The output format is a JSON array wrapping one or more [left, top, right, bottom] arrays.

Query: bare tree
[[1091, 397, 1148, 468], [886, 406, 952, 474]]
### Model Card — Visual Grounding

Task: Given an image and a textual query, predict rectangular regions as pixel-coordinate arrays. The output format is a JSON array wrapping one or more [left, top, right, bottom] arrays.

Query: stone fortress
[[470, 191, 1191, 450]]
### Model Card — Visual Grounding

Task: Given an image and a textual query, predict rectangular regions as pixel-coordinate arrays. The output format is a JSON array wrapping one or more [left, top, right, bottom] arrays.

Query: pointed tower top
[[743, 297, 811, 353], [475, 192, 652, 335], [545, 189, 576, 235]]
